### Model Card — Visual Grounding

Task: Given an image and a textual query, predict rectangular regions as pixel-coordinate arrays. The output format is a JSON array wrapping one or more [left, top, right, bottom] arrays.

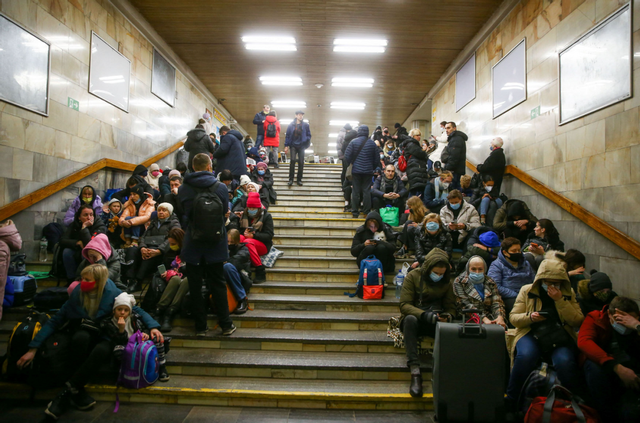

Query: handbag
[[524, 385, 600, 423], [345, 138, 368, 181], [440, 145, 450, 164], [261, 246, 284, 268], [142, 235, 166, 249], [531, 320, 574, 354], [379, 206, 399, 226]]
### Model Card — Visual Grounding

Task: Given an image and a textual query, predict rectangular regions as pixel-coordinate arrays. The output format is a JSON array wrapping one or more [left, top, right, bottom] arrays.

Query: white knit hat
[[113, 292, 136, 311], [157, 202, 174, 215], [239, 175, 251, 186]]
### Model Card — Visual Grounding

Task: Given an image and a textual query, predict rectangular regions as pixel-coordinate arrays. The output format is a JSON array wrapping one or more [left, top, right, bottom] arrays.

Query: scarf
[[380, 176, 399, 194], [434, 179, 448, 201], [111, 314, 135, 338]]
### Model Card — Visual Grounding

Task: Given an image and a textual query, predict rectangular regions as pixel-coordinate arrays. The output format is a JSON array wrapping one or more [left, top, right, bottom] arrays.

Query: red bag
[[362, 284, 384, 300], [398, 154, 408, 172], [525, 386, 600, 423]]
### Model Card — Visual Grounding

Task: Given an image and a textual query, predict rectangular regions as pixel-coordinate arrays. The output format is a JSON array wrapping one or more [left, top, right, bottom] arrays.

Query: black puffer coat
[[444, 130, 468, 175], [139, 212, 181, 254], [402, 137, 429, 192], [184, 128, 215, 173], [415, 226, 452, 264]]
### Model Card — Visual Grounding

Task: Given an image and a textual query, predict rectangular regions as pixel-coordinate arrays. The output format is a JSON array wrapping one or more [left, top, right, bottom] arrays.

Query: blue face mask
[[426, 221, 440, 232], [541, 282, 548, 292], [469, 272, 484, 283], [257, 170, 265, 176], [134, 198, 141, 204], [430, 272, 444, 282], [450, 202, 461, 210], [247, 209, 258, 217], [612, 322, 634, 336]]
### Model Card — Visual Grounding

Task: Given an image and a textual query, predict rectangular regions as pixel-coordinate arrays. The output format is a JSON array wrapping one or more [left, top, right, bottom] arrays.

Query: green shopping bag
[[379, 206, 399, 226]]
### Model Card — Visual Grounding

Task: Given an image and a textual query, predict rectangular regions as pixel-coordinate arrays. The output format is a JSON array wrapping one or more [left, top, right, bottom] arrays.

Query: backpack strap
[[352, 138, 368, 164]]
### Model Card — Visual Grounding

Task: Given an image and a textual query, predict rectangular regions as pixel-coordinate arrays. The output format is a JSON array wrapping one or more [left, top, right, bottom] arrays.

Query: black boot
[[254, 265, 266, 283], [160, 312, 172, 333], [45, 384, 72, 419], [409, 373, 423, 398], [235, 298, 248, 315], [287, 180, 293, 186], [153, 307, 163, 321]]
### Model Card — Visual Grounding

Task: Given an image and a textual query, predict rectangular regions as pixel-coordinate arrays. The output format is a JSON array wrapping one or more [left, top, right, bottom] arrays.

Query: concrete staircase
[[0, 164, 434, 410]]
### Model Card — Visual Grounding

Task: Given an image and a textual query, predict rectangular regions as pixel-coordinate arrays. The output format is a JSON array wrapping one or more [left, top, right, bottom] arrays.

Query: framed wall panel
[[0, 13, 51, 116], [456, 52, 476, 112], [89, 31, 131, 112], [492, 38, 527, 119], [151, 48, 176, 107], [559, 3, 632, 125]]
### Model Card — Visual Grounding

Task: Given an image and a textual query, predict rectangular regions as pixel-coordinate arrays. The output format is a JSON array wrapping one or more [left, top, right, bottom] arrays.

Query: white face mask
[[441, 180, 449, 189], [485, 186, 493, 192]]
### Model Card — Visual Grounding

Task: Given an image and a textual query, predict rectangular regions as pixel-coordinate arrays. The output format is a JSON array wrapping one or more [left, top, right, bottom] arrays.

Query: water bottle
[[395, 271, 405, 299], [39, 237, 48, 262]]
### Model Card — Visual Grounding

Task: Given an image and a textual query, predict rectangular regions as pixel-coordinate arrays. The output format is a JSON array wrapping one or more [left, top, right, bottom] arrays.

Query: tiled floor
[[0, 401, 436, 423]]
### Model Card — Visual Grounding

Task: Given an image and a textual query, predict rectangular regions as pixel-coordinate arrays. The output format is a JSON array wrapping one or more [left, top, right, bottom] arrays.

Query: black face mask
[[505, 252, 522, 263]]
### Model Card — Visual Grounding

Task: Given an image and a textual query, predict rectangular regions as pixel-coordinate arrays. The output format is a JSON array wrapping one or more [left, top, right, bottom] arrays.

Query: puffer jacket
[[184, 127, 215, 172], [119, 192, 155, 228], [63, 185, 103, 226], [340, 129, 358, 157], [476, 147, 506, 195], [239, 209, 274, 251], [509, 259, 584, 363], [453, 255, 505, 321], [75, 234, 121, 285], [415, 225, 452, 264], [493, 199, 538, 234], [214, 129, 247, 177], [350, 211, 398, 258], [139, 212, 181, 254], [0, 223, 22, 319], [262, 115, 281, 147], [487, 250, 536, 299], [336, 127, 347, 160], [399, 248, 457, 325], [402, 137, 429, 191], [444, 130, 468, 175], [344, 125, 379, 175], [59, 217, 107, 250], [439, 200, 481, 243]]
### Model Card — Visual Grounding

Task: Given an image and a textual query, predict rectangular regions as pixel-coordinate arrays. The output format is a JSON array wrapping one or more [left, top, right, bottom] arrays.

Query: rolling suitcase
[[433, 311, 507, 422]]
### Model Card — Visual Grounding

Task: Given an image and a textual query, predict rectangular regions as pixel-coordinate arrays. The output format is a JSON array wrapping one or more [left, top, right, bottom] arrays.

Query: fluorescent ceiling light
[[271, 101, 306, 109], [306, 150, 314, 154], [260, 76, 302, 86], [328, 150, 338, 154], [330, 102, 366, 110], [334, 46, 385, 53], [328, 133, 338, 138], [245, 44, 296, 51], [332, 77, 374, 88], [329, 120, 359, 126], [279, 119, 309, 124], [328, 143, 337, 147], [334, 39, 387, 46], [242, 36, 296, 44]]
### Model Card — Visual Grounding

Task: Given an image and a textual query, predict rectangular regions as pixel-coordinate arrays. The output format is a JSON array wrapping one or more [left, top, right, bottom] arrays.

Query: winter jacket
[[522, 234, 565, 254], [576, 279, 618, 316], [100, 310, 160, 361], [423, 177, 452, 212], [439, 200, 481, 244], [284, 120, 312, 150], [159, 171, 171, 197], [158, 193, 185, 227], [340, 129, 358, 157], [119, 192, 155, 228], [509, 260, 584, 362], [493, 199, 538, 235], [59, 217, 107, 250], [415, 225, 452, 264], [453, 256, 505, 321], [476, 147, 506, 195], [184, 128, 215, 173], [75, 234, 121, 285], [262, 115, 281, 147], [178, 171, 229, 265], [111, 165, 155, 203], [228, 242, 251, 274], [253, 111, 268, 136], [239, 210, 274, 251], [429, 130, 448, 163], [336, 127, 347, 160], [344, 126, 379, 176], [578, 305, 640, 372], [250, 168, 277, 205], [63, 185, 103, 226], [214, 129, 247, 177], [144, 163, 161, 191], [402, 137, 430, 192], [457, 227, 500, 272], [0, 223, 22, 319], [444, 130, 468, 175], [29, 279, 159, 349], [139, 212, 181, 254], [399, 248, 457, 325], [350, 211, 398, 258], [469, 186, 500, 210], [487, 250, 536, 299], [371, 175, 407, 199]]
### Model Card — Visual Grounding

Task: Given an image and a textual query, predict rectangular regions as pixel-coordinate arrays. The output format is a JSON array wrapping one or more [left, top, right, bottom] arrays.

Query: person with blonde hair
[[16, 264, 161, 419], [396, 196, 428, 258], [413, 213, 452, 267]]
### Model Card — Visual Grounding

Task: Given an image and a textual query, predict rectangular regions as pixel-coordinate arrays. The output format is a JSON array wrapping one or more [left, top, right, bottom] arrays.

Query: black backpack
[[1, 311, 50, 382], [42, 222, 64, 252], [33, 287, 70, 311], [141, 272, 167, 311], [190, 182, 224, 242], [266, 121, 277, 138], [35, 329, 73, 388]]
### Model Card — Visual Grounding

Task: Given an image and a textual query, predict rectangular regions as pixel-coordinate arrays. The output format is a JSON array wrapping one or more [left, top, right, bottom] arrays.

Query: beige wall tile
[[0, 113, 26, 149], [25, 121, 56, 155], [605, 147, 631, 186], [47, 100, 78, 135], [631, 144, 640, 184], [12, 149, 34, 180], [605, 108, 640, 151], [77, 113, 101, 143], [54, 130, 71, 159], [1, 0, 38, 30], [602, 185, 640, 222]]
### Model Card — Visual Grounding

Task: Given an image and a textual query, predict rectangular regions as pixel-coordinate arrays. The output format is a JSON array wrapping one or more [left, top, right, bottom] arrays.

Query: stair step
[[273, 236, 353, 247], [266, 268, 395, 283], [252, 281, 395, 296], [276, 244, 352, 256], [273, 177, 341, 183], [248, 294, 399, 312], [272, 218, 362, 228], [277, 192, 344, 200], [274, 256, 411, 270], [274, 200, 344, 207], [274, 225, 357, 236], [271, 211, 353, 219], [270, 206, 346, 213]]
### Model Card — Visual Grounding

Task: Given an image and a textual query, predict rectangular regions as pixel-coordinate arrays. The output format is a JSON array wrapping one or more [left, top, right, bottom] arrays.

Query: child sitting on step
[[102, 198, 123, 247], [101, 292, 170, 382]]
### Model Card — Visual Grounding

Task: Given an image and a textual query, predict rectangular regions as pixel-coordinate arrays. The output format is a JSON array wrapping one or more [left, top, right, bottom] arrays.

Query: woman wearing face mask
[[15, 264, 161, 420], [145, 163, 162, 191], [414, 214, 452, 268], [399, 248, 456, 398], [60, 204, 106, 282], [154, 228, 188, 332], [469, 175, 502, 226], [350, 211, 397, 274], [506, 259, 584, 413], [578, 296, 640, 423], [522, 219, 564, 270], [73, 233, 123, 290], [119, 185, 155, 248], [577, 271, 618, 316], [453, 255, 507, 329], [396, 197, 428, 258], [251, 162, 276, 206], [123, 203, 180, 293], [239, 192, 274, 282], [63, 185, 103, 226], [476, 138, 505, 197], [439, 189, 480, 252]]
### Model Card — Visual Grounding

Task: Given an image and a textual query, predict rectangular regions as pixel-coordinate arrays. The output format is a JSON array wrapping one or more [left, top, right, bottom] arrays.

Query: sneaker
[[297, 181, 303, 186], [70, 387, 96, 410], [343, 205, 350, 212], [222, 324, 237, 336], [287, 180, 293, 186], [45, 386, 72, 420], [131, 240, 139, 247], [394, 247, 406, 258], [352, 213, 359, 218], [196, 326, 209, 337], [158, 365, 170, 382]]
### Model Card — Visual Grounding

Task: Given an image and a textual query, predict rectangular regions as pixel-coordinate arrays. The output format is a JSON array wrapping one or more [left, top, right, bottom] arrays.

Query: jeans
[[123, 216, 141, 239], [480, 197, 502, 216], [267, 146, 278, 164], [187, 261, 233, 332], [506, 333, 581, 401], [401, 314, 437, 368], [288, 146, 305, 182], [255, 134, 264, 148], [223, 263, 247, 301], [583, 359, 640, 423], [68, 330, 112, 388], [157, 276, 190, 310], [351, 173, 372, 215], [62, 248, 79, 281]]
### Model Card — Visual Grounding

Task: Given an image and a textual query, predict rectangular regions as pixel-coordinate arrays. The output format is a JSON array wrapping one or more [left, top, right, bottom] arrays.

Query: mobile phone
[[537, 312, 549, 315], [247, 226, 255, 232], [530, 242, 539, 248], [157, 264, 166, 274]]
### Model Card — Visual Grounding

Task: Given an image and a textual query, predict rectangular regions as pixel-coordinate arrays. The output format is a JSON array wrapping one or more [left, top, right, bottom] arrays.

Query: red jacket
[[262, 115, 281, 147], [578, 305, 617, 370]]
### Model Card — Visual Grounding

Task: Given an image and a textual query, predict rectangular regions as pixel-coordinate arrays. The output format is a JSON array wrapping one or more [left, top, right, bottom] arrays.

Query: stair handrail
[[0, 139, 185, 222], [467, 160, 640, 261]]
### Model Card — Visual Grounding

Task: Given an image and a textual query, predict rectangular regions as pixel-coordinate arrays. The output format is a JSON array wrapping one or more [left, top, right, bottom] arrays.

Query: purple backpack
[[118, 331, 159, 389]]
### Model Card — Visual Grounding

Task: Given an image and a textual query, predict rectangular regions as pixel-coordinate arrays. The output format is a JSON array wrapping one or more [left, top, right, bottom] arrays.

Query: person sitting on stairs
[[238, 192, 272, 283], [154, 228, 189, 333], [350, 211, 397, 275], [395, 196, 428, 259], [225, 229, 251, 314]]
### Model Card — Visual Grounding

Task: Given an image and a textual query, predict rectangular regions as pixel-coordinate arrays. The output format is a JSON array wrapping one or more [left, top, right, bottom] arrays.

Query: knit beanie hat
[[131, 185, 145, 198], [168, 169, 181, 179], [256, 162, 268, 170], [588, 272, 612, 293], [246, 192, 262, 208], [479, 231, 500, 248], [157, 202, 174, 215], [113, 292, 136, 311], [239, 175, 251, 187]]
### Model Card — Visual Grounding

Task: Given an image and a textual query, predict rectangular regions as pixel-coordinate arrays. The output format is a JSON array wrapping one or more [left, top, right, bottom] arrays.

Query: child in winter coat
[[64, 185, 103, 226], [102, 199, 123, 247], [101, 292, 169, 382], [0, 220, 22, 320], [119, 186, 155, 248]]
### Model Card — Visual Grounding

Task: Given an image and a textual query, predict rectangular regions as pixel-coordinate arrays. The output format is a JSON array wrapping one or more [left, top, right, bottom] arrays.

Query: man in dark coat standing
[[178, 153, 235, 337], [252, 104, 270, 148], [443, 122, 468, 187], [215, 126, 246, 182], [284, 111, 312, 186], [184, 124, 215, 173], [344, 125, 379, 218], [476, 137, 506, 196]]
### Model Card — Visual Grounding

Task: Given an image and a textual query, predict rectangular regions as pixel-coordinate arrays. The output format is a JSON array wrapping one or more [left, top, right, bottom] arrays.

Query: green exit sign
[[530, 105, 541, 119], [67, 97, 79, 111]]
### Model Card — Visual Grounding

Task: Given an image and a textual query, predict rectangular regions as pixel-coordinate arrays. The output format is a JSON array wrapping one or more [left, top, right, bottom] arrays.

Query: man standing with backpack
[[344, 125, 379, 218], [178, 153, 235, 337], [252, 104, 270, 148], [263, 110, 281, 168], [284, 110, 311, 186]]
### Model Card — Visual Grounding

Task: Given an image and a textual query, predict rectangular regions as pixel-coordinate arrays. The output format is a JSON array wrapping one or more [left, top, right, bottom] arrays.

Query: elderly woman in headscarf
[[251, 161, 277, 206], [453, 255, 507, 329]]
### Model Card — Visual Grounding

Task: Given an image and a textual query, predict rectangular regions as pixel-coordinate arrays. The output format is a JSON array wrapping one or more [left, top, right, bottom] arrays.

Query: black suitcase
[[433, 317, 507, 422]]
